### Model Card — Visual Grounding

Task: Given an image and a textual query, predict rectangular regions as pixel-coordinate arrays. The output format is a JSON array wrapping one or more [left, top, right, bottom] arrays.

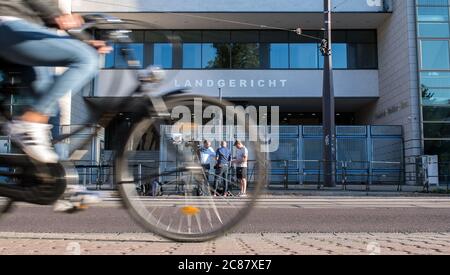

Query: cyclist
[[0, 1, 111, 212], [0, 0, 111, 163]]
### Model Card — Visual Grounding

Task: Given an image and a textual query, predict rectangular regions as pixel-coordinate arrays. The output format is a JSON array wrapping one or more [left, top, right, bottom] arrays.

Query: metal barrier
[[73, 157, 450, 193], [269, 159, 404, 191]]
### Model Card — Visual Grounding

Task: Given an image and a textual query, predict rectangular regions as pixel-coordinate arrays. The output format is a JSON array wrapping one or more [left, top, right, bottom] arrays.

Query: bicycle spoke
[[118, 96, 268, 241]]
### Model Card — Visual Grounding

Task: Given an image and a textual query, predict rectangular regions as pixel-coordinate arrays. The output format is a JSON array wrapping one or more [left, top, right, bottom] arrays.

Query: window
[[96, 30, 378, 69], [416, 1, 450, 161], [319, 43, 348, 69], [425, 140, 450, 162], [421, 72, 450, 87], [114, 44, 144, 69], [417, 7, 449, 22], [419, 23, 450, 38], [290, 44, 319, 69], [347, 44, 378, 69], [104, 45, 115, 69], [424, 123, 450, 138], [183, 43, 202, 69], [231, 43, 260, 69], [153, 43, 173, 69], [202, 43, 231, 69], [421, 40, 450, 70], [269, 44, 289, 69], [423, 106, 450, 121], [422, 87, 450, 105]]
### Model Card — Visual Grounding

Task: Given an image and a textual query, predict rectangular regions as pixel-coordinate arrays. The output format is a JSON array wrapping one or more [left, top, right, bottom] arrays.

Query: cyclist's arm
[[24, 0, 62, 25]]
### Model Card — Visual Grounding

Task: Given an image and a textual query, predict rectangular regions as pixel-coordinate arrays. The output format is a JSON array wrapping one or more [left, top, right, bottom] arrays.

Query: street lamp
[[321, 0, 337, 187]]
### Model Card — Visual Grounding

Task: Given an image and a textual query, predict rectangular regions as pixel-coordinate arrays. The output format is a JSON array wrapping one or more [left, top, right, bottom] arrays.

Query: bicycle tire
[[116, 95, 269, 242], [0, 198, 13, 216]]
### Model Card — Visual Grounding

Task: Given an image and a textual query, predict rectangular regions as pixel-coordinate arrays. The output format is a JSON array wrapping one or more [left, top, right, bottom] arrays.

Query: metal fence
[[72, 157, 450, 192], [69, 125, 450, 192]]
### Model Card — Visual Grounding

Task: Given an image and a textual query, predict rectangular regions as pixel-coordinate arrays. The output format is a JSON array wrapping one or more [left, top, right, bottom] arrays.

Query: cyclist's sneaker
[[54, 185, 102, 213], [5, 120, 59, 163]]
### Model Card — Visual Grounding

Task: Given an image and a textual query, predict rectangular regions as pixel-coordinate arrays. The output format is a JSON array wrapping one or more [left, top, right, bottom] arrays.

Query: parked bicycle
[[0, 14, 268, 242]]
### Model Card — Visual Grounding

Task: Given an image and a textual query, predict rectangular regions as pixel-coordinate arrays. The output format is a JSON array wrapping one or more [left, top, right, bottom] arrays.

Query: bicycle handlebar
[[66, 13, 129, 42]]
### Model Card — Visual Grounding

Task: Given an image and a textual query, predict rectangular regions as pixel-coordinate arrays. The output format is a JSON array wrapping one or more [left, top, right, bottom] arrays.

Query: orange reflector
[[181, 206, 200, 216]]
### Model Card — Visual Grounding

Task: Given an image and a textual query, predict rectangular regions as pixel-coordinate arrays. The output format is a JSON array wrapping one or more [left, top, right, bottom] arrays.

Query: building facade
[[52, 0, 449, 184], [416, 0, 450, 162]]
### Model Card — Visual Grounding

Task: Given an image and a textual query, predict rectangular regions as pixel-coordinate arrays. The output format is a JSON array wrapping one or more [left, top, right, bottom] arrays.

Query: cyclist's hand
[[86, 40, 114, 54], [54, 14, 84, 30]]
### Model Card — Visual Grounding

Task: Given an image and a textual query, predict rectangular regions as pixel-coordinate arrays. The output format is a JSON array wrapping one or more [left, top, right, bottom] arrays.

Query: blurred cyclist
[[0, 0, 111, 163]]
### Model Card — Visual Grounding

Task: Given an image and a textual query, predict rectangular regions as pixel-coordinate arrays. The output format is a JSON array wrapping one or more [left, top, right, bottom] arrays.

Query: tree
[[205, 43, 260, 69]]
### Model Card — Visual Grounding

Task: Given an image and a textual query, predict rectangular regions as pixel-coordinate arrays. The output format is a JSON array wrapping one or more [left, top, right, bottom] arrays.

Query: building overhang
[[73, 0, 392, 13], [72, 0, 392, 29], [83, 12, 391, 30]]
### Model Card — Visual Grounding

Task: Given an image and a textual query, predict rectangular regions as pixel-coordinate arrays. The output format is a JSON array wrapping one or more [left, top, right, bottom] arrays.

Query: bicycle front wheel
[[0, 197, 12, 215], [116, 96, 269, 242]]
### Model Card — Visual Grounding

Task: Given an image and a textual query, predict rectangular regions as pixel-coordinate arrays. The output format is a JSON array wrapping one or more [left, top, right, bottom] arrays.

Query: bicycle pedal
[[75, 203, 89, 210]]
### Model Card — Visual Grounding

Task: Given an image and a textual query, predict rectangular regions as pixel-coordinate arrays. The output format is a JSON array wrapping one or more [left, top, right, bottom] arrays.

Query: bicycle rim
[[117, 96, 269, 242]]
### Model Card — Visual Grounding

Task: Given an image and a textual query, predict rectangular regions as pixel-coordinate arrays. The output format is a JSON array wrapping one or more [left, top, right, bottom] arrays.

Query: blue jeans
[[214, 165, 229, 194], [0, 20, 99, 116]]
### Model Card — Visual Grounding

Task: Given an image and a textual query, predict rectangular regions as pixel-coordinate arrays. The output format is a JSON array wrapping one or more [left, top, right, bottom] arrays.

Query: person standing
[[233, 140, 249, 197], [214, 141, 231, 196], [200, 140, 215, 181]]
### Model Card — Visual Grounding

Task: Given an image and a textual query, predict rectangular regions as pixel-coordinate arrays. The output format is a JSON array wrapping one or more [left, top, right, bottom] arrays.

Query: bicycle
[[0, 14, 268, 242]]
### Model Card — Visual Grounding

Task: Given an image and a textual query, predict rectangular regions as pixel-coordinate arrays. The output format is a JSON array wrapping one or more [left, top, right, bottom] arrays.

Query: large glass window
[[421, 40, 450, 69], [422, 87, 450, 105], [319, 43, 348, 69], [104, 45, 115, 69], [421, 71, 450, 87], [114, 44, 144, 69], [417, 7, 449, 22], [231, 43, 260, 69], [202, 43, 231, 69], [423, 106, 450, 121], [269, 44, 289, 69], [425, 140, 450, 162], [97, 30, 378, 70], [424, 123, 450, 138], [183, 43, 202, 69], [153, 43, 173, 69], [416, 1, 450, 160], [419, 23, 450, 38], [290, 44, 319, 69], [347, 43, 378, 69], [332, 43, 348, 69]]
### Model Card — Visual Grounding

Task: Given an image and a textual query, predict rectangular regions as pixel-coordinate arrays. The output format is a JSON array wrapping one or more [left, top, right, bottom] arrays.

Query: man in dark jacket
[[0, 0, 110, 163]]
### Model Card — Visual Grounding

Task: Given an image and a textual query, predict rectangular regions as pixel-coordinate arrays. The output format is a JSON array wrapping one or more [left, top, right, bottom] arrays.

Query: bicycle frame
[[0, 14, 185, 200]]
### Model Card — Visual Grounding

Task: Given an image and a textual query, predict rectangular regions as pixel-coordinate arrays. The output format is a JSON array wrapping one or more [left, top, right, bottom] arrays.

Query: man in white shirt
[[200, 140, 215, 181], [232, 140, 249, 197]]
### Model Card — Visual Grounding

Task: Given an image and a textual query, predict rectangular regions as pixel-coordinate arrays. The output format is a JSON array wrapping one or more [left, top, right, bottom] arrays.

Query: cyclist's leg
[[0, 20, 98, 163], [0, 20, 98, 117]]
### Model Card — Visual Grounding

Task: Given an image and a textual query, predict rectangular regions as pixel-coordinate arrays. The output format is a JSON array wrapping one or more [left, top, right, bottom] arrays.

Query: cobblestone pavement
[[0, 232, 449, 255]]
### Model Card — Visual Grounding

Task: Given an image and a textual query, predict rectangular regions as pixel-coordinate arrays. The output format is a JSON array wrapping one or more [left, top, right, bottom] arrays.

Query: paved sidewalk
[[0, 232, 449, 255]]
